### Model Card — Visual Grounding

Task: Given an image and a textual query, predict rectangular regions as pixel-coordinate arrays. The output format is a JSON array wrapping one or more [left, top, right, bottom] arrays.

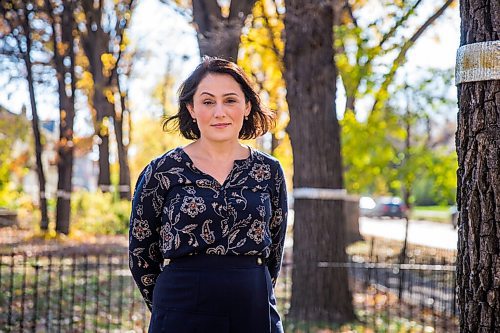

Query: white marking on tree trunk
[[456, 41, 500, 84]]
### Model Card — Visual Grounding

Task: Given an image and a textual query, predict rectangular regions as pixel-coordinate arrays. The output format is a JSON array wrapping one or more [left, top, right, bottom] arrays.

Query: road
[[359, 217, 458, 250]]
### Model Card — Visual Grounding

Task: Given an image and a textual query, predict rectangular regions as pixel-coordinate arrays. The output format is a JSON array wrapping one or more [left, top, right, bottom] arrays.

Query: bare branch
[[379, 0, 423, 47], [370, 0, 454, 115], [259, 1, 283, 66], [342, 0, 358, 28]]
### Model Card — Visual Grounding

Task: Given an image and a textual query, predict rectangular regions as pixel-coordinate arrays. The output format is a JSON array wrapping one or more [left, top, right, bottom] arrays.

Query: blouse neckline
[[178, 145, 254, 164], [177, 145, 254, 187]]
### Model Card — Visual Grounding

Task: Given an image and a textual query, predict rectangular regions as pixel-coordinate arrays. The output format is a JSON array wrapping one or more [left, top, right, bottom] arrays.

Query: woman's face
[[187, 73, 251, 144]]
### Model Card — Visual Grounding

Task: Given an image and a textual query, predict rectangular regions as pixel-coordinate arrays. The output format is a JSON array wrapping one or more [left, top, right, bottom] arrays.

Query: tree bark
[[80, 0, 113, 192], [284, 0, 355, 324], [96, 117, 112, 192], [79, 0, 135, 194], [113, 0, 135, 199], [345, 95, 355, 114], [21, 2, 50, 230], [3, 0, 51, 229], [192, 0, 256, 60], [456, 1, 499, 332], [115, 87, 131, 199], [46, 0, 77, 235]]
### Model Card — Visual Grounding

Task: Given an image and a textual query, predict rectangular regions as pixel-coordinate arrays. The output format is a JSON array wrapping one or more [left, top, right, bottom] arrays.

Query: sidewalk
[[359, 217, 458, 250]]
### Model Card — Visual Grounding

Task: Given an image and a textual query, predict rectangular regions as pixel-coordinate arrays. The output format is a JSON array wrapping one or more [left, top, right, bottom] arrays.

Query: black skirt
[[148, 254, 284, 333]]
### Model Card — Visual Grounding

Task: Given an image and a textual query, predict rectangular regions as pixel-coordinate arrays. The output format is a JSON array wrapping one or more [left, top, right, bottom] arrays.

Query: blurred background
[[0, 0, 462, 332]]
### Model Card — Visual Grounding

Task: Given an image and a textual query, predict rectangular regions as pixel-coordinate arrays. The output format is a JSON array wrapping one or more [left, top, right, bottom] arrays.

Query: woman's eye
[[203, 100, 214, 105], [226, 99, 236, 104]]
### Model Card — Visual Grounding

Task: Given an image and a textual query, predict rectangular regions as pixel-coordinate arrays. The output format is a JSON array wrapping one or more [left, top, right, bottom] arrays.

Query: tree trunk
[[456, 1, 499, 332], [192, 0, 256, 60], [112, 1, 135, 200], [19, 2, 50, 229], [284, 0, 355, 324], [93, 61, 113, 194], [46, 0, 76, 235], [345, 95, 355, 114], [80, 0, 113, 191], [96, 113, 112, 192], [115, 89, 131, 199]]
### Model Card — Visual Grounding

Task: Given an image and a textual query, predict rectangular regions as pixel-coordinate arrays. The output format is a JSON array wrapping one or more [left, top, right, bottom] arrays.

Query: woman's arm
[[129, 160, 165, 311], [267, 161, 288, 287]]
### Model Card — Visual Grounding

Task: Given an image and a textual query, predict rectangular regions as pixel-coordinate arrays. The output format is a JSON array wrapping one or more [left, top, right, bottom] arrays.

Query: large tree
[[284, 0, 355, 324], [45, 0, 77, 234], [336, 0, 455, 116], [164, 0, 256, 60], [191, 0, 256, 60], [78, 0, 134, 197], [0, 0, 50, 229], [238, 0, 457, 196], [455, 0, 499, 332]]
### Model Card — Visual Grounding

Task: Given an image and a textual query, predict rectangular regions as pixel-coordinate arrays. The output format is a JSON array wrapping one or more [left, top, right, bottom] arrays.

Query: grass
[[284, 311, 444, 333], [347, 237, 457, 262], [0, 254, 150, 332], [1, 231, 457, 332], [409, 206, 453, 224], [413, 206, 452, 213]]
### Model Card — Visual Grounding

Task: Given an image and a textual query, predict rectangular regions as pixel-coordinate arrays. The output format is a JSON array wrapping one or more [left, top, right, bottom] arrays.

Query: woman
[[129, 57, 288, 333]]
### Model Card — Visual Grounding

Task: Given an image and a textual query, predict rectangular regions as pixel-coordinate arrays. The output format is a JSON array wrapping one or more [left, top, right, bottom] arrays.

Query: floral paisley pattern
[[132, 218, 152, 241], [129, 146, 288, 311], [201, 220, 215, 244], [247, 219, 266, 244], [180, 195, 206, 217], [249, 163, 271, 182], [159, 223, 174, 251]]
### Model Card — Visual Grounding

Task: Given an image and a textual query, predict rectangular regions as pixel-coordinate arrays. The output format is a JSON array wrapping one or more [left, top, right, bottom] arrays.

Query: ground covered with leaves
[[0, 226, 128, 256]]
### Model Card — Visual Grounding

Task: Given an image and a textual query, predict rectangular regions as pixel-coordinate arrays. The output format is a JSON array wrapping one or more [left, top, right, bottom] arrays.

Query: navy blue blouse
[[128, 146, 288, 310]]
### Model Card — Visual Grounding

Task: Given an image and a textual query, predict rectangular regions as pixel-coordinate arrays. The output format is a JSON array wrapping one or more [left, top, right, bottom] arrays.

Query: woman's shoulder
[[252, 148, 281, 166], [142, 147, 185, 173]]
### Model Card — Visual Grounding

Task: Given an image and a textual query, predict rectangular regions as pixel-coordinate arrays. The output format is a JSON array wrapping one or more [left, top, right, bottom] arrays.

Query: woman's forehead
[[195, 73, 244, 96]]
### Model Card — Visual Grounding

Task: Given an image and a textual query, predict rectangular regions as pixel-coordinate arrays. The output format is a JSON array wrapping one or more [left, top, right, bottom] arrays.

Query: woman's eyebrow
[[199, 92, 239, 97]]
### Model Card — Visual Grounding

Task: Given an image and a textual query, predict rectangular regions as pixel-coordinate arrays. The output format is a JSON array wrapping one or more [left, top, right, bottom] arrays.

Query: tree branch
[[228, 0, 255, 21], [192, 0, 222, 37], [379, 0, 423, 47], [259, 0, 283, 66], [370, 0, 454, 115], [342, 0, 358, 28]]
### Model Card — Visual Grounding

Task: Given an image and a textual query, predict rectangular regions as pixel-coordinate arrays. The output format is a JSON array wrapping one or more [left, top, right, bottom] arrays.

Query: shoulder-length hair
[[163, 57, 275, 140]]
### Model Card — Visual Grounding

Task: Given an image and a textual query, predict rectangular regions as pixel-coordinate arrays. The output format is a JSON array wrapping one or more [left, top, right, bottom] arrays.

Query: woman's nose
[[213, 103, 225, 117]]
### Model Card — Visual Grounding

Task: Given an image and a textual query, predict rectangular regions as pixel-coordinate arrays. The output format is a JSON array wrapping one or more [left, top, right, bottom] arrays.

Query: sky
[[335, 0, 460, 121], [0, 0, 461, 132], [126, 0, 200, 118]]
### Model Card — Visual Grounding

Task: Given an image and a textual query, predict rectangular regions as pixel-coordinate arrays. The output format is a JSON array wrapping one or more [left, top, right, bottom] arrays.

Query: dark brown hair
[[163, 57, 275, 140]]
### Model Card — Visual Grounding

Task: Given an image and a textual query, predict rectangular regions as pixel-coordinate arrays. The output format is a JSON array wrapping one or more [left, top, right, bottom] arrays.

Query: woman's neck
[[187, 139, 248, 162]]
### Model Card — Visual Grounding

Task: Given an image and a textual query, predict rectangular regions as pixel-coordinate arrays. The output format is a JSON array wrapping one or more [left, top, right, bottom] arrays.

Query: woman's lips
[[211, 123, 231, 128]]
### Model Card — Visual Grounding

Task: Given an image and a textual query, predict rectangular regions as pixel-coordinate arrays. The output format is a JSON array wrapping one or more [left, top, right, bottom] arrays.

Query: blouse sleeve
[[128, 160, 165, 311], [266, 161, 288, 287]]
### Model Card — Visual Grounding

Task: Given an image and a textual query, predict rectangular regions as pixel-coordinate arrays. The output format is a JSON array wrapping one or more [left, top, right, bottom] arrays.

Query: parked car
[[360, 196, 408, 219], [359, 196, 377, 217]]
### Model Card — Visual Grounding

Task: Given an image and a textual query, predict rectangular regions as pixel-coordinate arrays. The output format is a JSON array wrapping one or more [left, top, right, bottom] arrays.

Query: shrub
[[71, 191, 131, 235]]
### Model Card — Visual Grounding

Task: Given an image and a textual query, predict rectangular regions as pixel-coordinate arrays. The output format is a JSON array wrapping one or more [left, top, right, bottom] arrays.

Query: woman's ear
[[187, 103, 195, 118], [245, 101, 251, 117]]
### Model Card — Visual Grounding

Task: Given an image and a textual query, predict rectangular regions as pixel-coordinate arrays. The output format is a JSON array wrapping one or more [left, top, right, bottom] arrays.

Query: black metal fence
[[0, 252, 458, 332], [277, 257, 458, 332]]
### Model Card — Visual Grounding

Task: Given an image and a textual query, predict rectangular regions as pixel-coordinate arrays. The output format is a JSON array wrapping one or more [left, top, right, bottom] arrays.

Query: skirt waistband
[[163, 254, 265, 269]]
